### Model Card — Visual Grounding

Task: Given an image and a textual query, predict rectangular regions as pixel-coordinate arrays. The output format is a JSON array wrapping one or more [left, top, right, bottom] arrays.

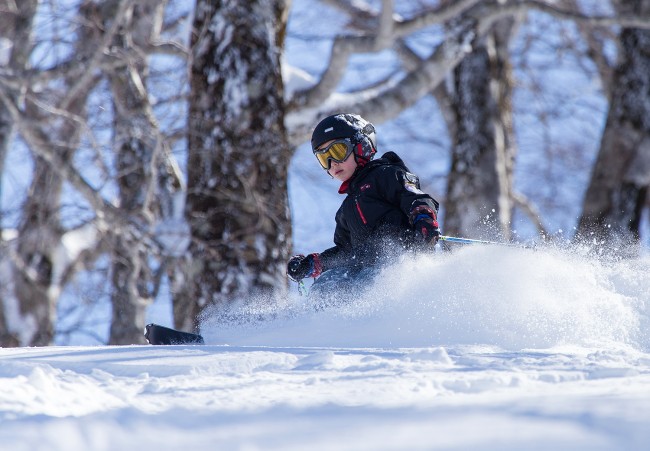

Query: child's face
[[327, 151, 357, 181]]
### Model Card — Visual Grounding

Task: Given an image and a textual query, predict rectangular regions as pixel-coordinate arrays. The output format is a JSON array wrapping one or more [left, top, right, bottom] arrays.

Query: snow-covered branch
[[286, 0, 650, 147], [288, 0, 481, 111]]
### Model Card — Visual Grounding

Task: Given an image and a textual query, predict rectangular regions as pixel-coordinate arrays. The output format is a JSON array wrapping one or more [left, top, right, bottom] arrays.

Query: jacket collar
[[337, 156, 371, 194], [338, 152, 405, 194]]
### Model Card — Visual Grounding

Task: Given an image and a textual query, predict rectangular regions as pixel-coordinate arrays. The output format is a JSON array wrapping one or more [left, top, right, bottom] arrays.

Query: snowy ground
[[2, 246, 649, 450]]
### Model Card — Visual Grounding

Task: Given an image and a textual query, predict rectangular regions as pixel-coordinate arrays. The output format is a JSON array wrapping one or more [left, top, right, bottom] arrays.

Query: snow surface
[[2, 246, 650, 450]]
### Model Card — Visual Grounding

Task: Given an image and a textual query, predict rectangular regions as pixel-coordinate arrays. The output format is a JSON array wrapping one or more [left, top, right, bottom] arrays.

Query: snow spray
[[201, 245, 650, 351]]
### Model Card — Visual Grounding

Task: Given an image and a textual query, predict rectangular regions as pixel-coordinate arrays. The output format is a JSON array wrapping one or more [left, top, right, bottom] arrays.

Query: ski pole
[[438, 235, 529, 248], [297, 280, 309, 296]]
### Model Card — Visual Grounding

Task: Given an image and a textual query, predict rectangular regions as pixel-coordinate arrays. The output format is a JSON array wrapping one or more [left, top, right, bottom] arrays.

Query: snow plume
[[201, 245, 649, 352]]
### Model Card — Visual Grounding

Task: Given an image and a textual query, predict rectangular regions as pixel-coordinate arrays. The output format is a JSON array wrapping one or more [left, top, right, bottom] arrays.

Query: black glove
[[413, 218, 441, 245], [410, 205, 441, 245], [287, 253, 322, 282]]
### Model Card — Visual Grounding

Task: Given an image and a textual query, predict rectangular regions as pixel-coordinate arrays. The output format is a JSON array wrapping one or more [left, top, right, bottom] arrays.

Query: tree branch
[[287, 16, 480, 145], [288, 0, 482, 110], [60, 0, 134, 112], [286, 0, 650, 137], [513, 191, 550, 238]]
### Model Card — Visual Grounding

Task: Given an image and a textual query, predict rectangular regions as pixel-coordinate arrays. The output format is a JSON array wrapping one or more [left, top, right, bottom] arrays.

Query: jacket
[[318, 151, 439, 272]]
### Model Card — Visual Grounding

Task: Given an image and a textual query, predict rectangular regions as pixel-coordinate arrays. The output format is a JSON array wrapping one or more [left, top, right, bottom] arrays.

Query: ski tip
[[144, 323, 205, 345]]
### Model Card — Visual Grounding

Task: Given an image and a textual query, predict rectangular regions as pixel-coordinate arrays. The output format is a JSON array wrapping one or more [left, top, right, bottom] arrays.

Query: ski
[[144, 323, 205, 345]]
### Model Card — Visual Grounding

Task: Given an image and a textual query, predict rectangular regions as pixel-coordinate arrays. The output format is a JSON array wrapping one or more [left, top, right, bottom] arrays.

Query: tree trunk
[[0, 0, 38, 346], [12, 2, 80, 346], [445, 18, 518, 240], [176, 0, 291, 331], [106, 0, 167, 345], [8, 0, 113, 345], [576, 0, 650, 253]]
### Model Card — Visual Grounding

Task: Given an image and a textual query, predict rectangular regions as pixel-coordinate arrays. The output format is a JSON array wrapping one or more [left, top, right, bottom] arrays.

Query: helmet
[[311, 113, 377, 161]]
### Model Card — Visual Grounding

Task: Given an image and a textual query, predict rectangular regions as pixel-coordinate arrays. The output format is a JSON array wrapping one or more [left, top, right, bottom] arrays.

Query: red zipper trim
[[355, 200, 368, 225]]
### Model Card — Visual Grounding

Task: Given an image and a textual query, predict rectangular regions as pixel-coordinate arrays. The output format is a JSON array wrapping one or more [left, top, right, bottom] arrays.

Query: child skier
[[287, 113, 441, 299]]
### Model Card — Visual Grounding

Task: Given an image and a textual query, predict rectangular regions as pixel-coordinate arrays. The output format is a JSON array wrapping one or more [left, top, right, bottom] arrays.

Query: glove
[[410, 205, 441, 245], [287, 253, 323, 282], [413, 217, 441, 245]]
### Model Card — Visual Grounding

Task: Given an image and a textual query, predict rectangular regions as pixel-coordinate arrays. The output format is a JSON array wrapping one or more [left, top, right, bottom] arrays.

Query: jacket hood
[[371, 151, 410, 172]]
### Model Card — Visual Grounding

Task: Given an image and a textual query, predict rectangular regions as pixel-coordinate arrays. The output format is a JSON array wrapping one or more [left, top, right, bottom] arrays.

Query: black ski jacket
[[318, 151, 439, 271]]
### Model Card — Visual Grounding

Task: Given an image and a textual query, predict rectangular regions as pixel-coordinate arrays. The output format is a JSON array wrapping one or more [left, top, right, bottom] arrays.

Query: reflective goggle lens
[[314, 140, 353, 169]]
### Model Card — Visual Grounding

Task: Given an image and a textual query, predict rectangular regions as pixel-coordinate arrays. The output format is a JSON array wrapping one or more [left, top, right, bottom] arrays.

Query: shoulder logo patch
[[403, 172, 424, 194]]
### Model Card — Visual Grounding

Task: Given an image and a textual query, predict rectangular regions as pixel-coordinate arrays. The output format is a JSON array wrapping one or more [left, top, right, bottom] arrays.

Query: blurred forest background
[[0, 0, 648, 347]]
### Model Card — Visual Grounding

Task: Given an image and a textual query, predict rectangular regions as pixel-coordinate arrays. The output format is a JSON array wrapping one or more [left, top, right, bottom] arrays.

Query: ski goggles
[[313, 138, 354, 170]]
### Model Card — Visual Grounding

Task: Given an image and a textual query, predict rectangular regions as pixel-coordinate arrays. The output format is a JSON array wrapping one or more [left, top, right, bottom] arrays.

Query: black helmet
[[311, 113, 377, 161]]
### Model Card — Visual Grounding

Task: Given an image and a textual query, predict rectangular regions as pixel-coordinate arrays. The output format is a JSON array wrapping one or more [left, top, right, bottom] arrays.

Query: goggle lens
[[314, 140, 353, 170]]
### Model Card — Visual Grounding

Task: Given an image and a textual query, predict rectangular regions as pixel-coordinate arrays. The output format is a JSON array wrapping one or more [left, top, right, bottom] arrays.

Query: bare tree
[[0, 0, 38, 346], [175, 0, 291, 330], [0, 0, 183, 345], [576, 0, 650, 252], [444, 15, 521, 240], [105, 0, 177, 344], [8, 0, 107, 346]]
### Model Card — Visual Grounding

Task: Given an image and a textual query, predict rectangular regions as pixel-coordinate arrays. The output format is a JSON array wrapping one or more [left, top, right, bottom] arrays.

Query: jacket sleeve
[[318, 209, 354, 271], [378, 166, 439, 224]]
